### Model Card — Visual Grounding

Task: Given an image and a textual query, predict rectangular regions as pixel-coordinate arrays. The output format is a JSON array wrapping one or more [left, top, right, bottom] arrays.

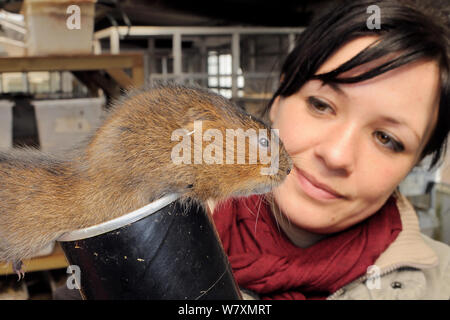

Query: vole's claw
[[12, 260, 25, 281], [15, 269, 25, 281]]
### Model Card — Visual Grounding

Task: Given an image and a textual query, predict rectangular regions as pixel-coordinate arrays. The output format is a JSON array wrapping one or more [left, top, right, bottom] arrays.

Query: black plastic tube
[[58, 194, 242, 300]]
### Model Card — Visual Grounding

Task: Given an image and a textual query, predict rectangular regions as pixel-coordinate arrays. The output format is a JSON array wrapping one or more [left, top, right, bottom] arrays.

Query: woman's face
[[270, 36, 440, 234]]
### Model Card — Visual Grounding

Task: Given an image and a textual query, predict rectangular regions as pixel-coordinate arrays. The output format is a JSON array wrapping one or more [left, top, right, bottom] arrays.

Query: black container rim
[[57, 193, 180, 242]]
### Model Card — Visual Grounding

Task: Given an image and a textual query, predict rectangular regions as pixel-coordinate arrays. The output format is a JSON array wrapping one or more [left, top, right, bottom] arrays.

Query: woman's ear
[[269, 96, 281, 124]]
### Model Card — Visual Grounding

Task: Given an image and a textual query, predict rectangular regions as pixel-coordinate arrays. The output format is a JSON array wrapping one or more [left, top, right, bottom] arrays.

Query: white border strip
[[58, 193, 180, 242]]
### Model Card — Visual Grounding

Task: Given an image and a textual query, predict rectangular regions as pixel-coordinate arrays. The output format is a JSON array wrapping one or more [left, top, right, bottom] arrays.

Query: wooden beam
[[0, 53, 143, 73], [71, 71, 101, 97], [132, 66, 145, 88], [72, 70, 121, 99], [105, 68, 134, 89]]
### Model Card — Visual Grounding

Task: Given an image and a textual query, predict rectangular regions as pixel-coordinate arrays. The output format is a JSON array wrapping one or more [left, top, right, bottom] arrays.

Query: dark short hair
[[265, 0, 449, 169]]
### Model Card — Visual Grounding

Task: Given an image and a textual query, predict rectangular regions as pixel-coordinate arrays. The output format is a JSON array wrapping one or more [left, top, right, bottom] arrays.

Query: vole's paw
[[12, 260, 25, 281]]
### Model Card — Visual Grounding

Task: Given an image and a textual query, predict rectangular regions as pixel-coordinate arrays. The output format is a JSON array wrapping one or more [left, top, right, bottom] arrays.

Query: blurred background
[[0, 0, 449, 299]]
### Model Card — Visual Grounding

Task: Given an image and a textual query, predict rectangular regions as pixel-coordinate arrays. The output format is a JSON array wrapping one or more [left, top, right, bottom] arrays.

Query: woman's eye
[[374, 131, 405, 152], [307, 97, 334, 114]]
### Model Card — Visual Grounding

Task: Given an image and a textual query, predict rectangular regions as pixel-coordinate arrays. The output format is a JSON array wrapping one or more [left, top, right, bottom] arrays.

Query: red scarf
[[212, 195, 402, 300]]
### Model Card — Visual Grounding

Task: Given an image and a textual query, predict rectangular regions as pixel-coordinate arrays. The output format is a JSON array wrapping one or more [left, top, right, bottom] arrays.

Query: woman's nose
[[314, 124, 358, 174]]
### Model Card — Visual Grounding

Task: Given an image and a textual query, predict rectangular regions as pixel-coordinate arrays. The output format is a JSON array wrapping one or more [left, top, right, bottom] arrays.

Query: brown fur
[[0, 83, 291, 266]]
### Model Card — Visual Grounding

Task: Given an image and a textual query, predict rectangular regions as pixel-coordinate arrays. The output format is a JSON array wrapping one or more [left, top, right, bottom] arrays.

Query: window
[[207, 51, 244, 99]]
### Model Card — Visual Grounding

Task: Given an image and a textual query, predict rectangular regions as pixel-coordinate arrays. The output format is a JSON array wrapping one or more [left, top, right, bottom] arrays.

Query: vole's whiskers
[[266, 193, 282, 235], [242, 197, 262, 235], [254, 195, 263, 235]]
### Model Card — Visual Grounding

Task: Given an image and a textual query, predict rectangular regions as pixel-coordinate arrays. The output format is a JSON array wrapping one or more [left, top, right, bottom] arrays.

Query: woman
[[212, 0, 450, 299]]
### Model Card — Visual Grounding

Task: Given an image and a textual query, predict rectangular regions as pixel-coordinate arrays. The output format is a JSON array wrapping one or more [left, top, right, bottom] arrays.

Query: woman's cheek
[[358, 158, 407, 201], [277, 109, 319, 154]]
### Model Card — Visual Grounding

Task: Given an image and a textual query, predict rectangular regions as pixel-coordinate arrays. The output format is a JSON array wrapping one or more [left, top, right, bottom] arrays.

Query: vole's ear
[[184, 107, 216, 123], [180, 122, 195, 136], [180, 111, 216, 136]]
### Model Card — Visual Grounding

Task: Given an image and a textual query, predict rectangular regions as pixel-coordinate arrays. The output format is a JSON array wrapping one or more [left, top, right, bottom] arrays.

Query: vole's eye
[[259, 137, 269, 148]]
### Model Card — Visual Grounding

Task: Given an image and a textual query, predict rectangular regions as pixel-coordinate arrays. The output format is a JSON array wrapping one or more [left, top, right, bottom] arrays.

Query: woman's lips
[[294, 167, 344, 201]]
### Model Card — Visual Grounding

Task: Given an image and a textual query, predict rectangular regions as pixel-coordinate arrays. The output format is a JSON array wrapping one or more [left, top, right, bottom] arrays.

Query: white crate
[[0, 9, 26, 42], [0, 100, 14, 150], [33, 97, 105, 153], [0, 36, 26, 56], [23, 0, 96, 56]]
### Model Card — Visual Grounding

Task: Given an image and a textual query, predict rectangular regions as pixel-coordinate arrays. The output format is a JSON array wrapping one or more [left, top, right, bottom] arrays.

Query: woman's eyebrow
[[320, 81, 347, 97], [380, 115, 421, 143]]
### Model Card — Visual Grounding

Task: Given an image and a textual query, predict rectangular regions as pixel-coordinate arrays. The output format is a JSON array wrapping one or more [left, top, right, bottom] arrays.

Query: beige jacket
[[239, 191, 450, 300], [326, 191, 450, 300]]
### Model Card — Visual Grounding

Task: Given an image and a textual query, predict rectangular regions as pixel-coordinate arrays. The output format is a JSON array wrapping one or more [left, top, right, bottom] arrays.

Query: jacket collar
[[373, 190, 438, 271]]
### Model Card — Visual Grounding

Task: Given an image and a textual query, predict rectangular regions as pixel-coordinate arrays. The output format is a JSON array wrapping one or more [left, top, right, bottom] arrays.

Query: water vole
[[0, 84, 292, 278]]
